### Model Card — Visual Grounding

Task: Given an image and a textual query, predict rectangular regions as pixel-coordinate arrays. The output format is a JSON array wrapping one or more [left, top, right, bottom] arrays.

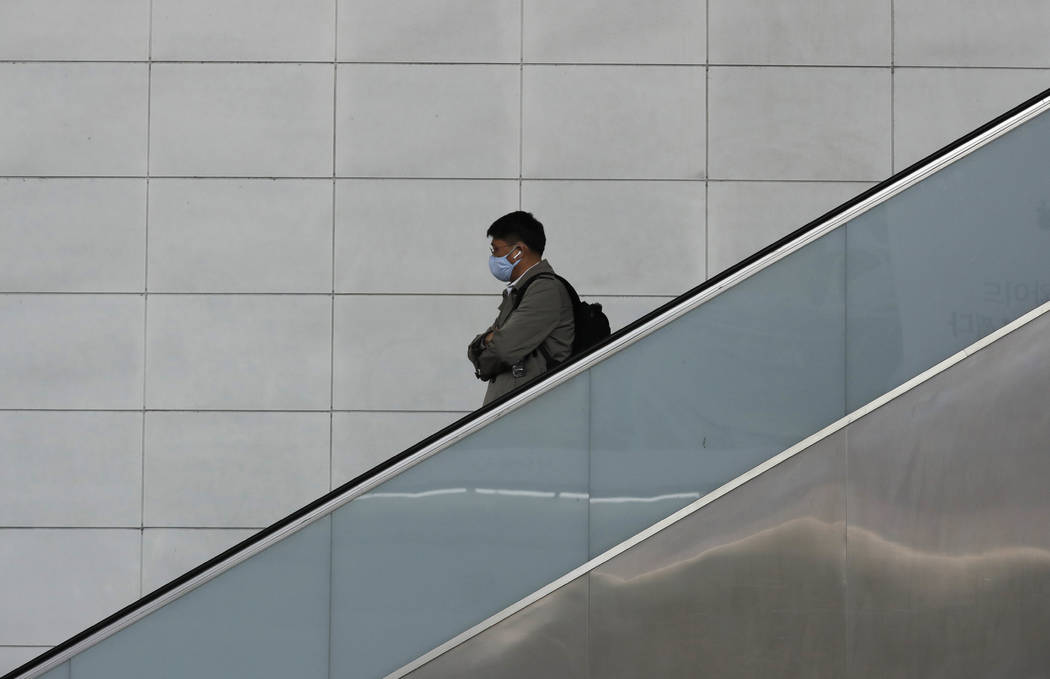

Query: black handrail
[[7, 84, 1050, 679]]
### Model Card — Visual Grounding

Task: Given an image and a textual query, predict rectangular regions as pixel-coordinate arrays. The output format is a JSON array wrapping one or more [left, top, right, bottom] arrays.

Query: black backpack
[[513, 273, 611, 368]]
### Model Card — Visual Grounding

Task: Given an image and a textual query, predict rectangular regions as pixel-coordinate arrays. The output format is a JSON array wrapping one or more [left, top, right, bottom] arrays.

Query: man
[[468, 211, 575, 405]]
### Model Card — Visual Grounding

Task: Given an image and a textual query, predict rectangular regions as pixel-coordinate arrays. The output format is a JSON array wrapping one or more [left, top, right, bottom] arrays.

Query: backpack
[[512, 273, 611, 368]]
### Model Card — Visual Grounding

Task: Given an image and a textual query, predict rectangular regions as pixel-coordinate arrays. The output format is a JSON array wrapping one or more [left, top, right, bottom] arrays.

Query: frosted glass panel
[[846, 110, 1050, 409], [40, 663, 69, 679], [589, 229, 846, 556]]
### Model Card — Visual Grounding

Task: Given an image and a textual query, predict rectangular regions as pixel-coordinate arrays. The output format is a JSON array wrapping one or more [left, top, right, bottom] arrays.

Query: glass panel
[[588, 229, 846, 556], [846, 110, 1050, 409], [330, 374, 590, 679], [70, 518, 330, 679], [39, 663, 68, 679]]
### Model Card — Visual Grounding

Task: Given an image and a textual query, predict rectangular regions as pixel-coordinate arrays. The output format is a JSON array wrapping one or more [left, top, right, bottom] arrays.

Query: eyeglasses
[[489, 242, 522, 256]]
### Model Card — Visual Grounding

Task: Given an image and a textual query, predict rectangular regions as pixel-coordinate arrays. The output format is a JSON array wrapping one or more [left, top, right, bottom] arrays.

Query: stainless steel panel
[[404, 576, 588, 679], [589, 431, 846, 679], [846, 310, 1050, 677]]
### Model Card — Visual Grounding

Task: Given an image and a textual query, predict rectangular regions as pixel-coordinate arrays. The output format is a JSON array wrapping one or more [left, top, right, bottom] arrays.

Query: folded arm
[[476, 280, 562, 375]]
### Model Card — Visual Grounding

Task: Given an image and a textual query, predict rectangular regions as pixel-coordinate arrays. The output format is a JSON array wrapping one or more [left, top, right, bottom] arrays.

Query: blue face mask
[[488, 246, 521, 282]]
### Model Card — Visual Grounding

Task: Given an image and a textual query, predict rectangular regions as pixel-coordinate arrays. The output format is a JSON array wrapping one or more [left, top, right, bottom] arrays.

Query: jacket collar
[[508, 259, 553, 295]]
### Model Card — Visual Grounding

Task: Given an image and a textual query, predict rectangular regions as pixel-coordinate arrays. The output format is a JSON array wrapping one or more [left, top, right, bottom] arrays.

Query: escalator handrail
[[8, 85, 1050, 679]]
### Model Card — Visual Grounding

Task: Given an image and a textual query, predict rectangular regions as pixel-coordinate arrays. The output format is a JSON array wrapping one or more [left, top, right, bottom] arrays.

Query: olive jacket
[[468, 260, 575, 405]]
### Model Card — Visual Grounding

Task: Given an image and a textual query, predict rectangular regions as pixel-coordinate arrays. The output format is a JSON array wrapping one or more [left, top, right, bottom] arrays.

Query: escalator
[[401, 300, 1050, 678], [7, 86, 1050, 679]]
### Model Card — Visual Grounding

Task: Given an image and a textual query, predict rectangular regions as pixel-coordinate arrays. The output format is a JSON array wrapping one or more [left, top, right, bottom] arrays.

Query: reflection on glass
[[330, 375, 590, 679]]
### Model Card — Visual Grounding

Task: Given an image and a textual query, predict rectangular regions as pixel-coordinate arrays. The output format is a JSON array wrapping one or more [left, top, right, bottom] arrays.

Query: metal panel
[[403, 576, 588, 679], [588, 431, 846, 679], [845, 309, 1050, 677]]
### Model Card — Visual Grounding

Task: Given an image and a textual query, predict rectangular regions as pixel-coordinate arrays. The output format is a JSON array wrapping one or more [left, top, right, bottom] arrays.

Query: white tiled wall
[[0, 64, 148, 176], [708, 0, 890, 66], [523, 65, 706, 178], [336, 65, 520, 177], [149, 64, 334, 177], [0, 530, 140, 645], [148, 179, 333, 293], [2, 0, 1049, 671]]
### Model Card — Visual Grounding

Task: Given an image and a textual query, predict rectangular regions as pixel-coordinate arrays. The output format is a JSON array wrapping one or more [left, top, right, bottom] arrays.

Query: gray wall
[[2, 0, 1050, 671]]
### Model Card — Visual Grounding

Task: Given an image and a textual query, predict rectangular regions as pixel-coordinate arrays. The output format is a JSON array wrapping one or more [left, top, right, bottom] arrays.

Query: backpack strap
[[510, 273, 565, 369], [512, 273, 583, 310]]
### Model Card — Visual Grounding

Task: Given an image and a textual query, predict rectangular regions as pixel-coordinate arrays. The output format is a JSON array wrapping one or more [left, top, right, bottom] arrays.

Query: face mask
[[488, 246, 521, 282]]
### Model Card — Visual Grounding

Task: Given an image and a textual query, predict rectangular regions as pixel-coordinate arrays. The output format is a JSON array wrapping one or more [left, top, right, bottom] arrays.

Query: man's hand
[[484, 331, 494, 345]]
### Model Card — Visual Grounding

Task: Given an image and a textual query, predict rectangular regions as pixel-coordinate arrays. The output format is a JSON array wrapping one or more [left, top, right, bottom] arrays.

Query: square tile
[[145, 295, 331, 410], [332, 411, 463, 487], [338, 0, 520, 62], [149, 64, 333, 177], [708, 66, 891, 180], [0, 530, 139, 645], [0, 0, 148, 60], [523, 66, 705, 179], [0, 64, 148, 176], [144, 412, 330, 527], [334, 295, 492, 410], [0, 179, 146, 292], [894, 68, 1050, 170], [335, 179, 518, 294], [895, 0, 1050, 67], [709, 0, 890, 65], [522, 180, 706, 294], [0, 295, 144, 409], [152, 0, 335, 61], [707, 180, 872, 274], [148, 179, 332, 292], [0, 412, 142, 527], [336, 65, 519, 177], [524, 0, 705, 64]]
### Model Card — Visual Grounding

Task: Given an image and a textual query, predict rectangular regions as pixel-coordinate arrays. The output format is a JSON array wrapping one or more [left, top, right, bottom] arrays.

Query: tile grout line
[[0, 526, 269, 531], [0, 409, 474, 414], [890, 0, 896, 172], [140, 0, 155, 599], [329, 5, 339, 678], [518, 0, 525, 208], [330, 0, 339, 494], [704, 0, 711, 280], [0, 176, 879, 183], [7, 60, 1050, 69], [0, 292, 676, 298]]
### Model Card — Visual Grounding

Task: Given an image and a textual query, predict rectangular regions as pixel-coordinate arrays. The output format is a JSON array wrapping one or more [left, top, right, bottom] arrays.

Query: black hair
[[486, 211, 546, 255]]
